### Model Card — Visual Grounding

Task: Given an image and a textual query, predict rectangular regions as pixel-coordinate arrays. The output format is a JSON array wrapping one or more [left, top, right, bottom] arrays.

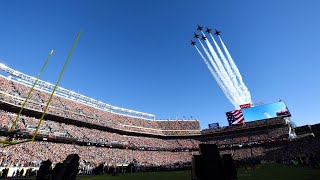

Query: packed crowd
[[0, 141, 194, 168], [1, 137, 319, 177], [202, 125, 289, 147], [1, 114, 317, 173], [0, 110, 200, 150], [217, 130, 320, 164], [220, 146, 265, 160], [201, 117, 286, 135], [0, 76, 200, 135], [264, 136, 320, 166], [156, 120, 200, 130]]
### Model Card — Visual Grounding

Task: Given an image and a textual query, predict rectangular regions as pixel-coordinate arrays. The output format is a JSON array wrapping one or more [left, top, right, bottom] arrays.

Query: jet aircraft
[[206, 27, 212, 33], [201, 35, 207, 41], [197, 25, 203, 31], [214, 29, 221, 36], [194, 33, 200, 39]]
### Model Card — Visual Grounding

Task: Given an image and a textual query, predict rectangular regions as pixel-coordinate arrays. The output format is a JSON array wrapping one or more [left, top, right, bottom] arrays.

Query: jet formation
[[190, 24, 253, 108], [191, 25, 221, 45]]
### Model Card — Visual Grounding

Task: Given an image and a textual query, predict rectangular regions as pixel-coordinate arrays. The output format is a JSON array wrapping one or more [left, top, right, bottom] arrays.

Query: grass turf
[[80, 170, 190, 180], [238, 163, 320, 180], [80, 164, 320, 180]]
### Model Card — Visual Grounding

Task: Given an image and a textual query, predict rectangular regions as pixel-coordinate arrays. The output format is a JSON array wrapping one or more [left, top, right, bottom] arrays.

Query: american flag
[[226, 110, 245, 126]]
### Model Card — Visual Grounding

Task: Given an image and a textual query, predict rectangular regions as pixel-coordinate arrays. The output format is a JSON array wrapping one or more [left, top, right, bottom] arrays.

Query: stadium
[[1, 1, 320, 180], [0, 63, 319, 179]]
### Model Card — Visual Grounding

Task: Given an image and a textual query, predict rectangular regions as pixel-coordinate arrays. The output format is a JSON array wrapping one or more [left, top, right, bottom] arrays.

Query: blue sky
[[0, 0, 320, 129]]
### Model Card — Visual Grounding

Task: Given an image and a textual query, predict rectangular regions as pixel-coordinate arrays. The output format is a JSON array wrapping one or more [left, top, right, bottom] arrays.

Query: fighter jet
[[201, 35, 207, 41], [214, 29, 221, 36], [191, 40, 196, 46], [193, 33, 200, 39], [206, 27, 212, 33], [197, 25, 203, 31]]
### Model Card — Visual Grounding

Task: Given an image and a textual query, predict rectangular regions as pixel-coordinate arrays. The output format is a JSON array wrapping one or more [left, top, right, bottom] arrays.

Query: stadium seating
[[0, 76, 200, 136]]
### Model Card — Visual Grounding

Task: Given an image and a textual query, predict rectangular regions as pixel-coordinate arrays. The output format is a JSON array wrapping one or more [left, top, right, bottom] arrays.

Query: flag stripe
[[226, 110, 245, 126]]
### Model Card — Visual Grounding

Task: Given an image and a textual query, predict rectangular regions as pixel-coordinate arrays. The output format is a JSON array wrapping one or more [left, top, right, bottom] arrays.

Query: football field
[[80, 164, 320, 180]]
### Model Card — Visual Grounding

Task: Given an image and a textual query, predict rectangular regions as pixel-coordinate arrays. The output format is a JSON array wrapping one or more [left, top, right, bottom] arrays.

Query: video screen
[[241, 101, 291, 122]]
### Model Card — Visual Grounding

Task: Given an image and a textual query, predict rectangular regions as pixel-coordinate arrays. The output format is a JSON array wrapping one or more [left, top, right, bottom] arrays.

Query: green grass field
[[80, 164, 320, 180], [238, 164, 320, 180]]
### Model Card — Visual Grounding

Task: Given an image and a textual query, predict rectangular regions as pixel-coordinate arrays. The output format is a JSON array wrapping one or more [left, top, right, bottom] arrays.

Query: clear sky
[[0, 0, 319, 129]]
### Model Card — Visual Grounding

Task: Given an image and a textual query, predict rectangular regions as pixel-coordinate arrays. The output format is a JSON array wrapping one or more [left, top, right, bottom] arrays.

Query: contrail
[[194, 45, 237, 107], [208, 33, 244, 100], [200, 33, 243, 105], [197, 39, 239, 107], [202, 35, 243, 105], [218, 36, 252, 103]]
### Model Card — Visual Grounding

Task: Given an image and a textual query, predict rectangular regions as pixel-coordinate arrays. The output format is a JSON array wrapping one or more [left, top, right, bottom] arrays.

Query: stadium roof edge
[[0, 65, 155, 119]]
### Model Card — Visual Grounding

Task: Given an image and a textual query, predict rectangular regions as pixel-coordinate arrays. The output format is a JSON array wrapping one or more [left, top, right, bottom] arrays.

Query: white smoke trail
[[194, 46, 238, 108], [209, 33, 244, 100], [197, 39, 239, 107], [218, 36, 252, 104], [200, 33, 243, 105]]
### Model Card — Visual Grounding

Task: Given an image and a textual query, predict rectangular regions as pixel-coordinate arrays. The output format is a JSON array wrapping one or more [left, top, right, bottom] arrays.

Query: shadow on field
[[79, 164, 320, 180]]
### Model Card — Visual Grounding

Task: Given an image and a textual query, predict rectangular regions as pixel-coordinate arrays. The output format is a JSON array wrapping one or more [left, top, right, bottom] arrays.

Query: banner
[[240, 103, 251, 109], [208, 123, 220, 129]]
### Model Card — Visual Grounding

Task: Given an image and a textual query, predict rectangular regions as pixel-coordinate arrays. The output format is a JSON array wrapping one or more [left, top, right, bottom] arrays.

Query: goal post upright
[[31, 32, 81, 141], [1, 32, 81, 146], [8, 50, 54, 133], [0, 50, 54, 146]]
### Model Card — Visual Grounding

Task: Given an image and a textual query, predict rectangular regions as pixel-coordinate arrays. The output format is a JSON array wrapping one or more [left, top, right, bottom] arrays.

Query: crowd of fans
[[201, 117, 286, 135], [0, 110, 292, 168], [202, 124, 289, 147], [1, 112, 318, 175], [0, 108, 292, 171], [0, 76, 200, 135], [1, 136, 319, 177], [264, 136, 320, 166], [156, 120, 200, 130], [0, 141, 194, 169], [2, 135, 318, 171], [220, 146, 265, 160], [223, 128, 318, 168], [0, 110, 200, 150]]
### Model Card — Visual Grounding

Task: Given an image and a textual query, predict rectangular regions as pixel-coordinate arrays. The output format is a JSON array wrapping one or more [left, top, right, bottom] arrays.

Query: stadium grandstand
[[0, 65, 320, 178]]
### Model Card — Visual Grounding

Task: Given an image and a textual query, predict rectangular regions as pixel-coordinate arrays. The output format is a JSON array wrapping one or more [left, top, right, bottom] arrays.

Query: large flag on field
[[226, 110, 245, 126]]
